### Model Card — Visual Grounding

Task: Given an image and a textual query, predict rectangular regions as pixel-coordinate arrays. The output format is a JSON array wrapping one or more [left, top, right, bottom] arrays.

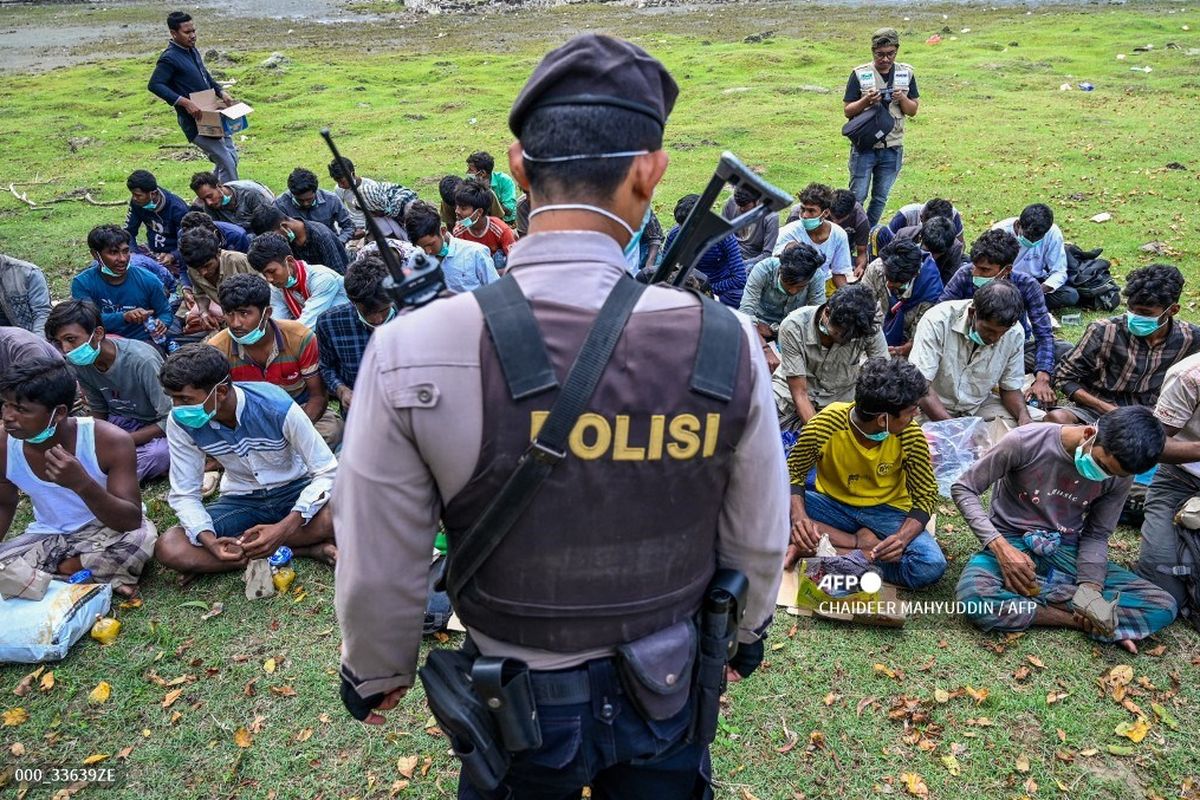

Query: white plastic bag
[[922, 417, 993, 498], [0, 581, 112, 663]]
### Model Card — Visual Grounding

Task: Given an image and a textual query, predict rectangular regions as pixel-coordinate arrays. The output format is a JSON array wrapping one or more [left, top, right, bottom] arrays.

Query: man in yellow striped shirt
[[786, 357, 946, 589]]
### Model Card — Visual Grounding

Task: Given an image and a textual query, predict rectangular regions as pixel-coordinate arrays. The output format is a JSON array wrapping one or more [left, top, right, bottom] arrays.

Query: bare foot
[[113, 583, 139, 599], [1118, 639, 1138, 655], [855, 529, 884, 554], [176, 571, 199, 589], [295, 541, 338, 567]]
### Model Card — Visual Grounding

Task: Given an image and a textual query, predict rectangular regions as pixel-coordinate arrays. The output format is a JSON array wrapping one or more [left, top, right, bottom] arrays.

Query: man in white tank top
[[0, 358, 152, 599]]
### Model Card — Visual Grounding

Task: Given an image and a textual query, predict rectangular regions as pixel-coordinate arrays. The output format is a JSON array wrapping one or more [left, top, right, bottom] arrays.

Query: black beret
[[508, 34, 679, 138]]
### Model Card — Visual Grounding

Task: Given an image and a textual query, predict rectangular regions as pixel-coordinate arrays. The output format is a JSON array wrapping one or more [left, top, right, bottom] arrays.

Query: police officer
[[334, 34, 788, 798]]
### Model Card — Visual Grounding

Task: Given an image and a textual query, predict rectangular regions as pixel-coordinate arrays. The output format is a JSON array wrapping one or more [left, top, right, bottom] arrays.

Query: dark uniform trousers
[[458, 658, 708, 800]]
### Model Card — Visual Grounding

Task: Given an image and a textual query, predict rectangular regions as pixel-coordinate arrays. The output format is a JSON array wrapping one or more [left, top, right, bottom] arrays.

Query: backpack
[[1066, 244, 1121, 311], [842, 102, 894, 153]]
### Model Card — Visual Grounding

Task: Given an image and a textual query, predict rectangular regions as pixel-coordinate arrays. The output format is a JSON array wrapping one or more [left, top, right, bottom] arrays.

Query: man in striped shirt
[[1048, 264, 1200, 425], [452, 178, 517, 271], [786, 356, 946, 589]]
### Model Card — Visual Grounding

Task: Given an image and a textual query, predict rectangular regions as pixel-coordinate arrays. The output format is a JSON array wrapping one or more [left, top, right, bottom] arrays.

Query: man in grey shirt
[[46, 300, 172, 483], [953, 407, 1176, 654], [0, 254, 53, 338], [722, 185, 779, 265]]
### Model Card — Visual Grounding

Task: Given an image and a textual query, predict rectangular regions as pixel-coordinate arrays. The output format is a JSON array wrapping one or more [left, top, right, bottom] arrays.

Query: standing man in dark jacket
[[334, 34, 788, 799], [147, 11, 239, 182]]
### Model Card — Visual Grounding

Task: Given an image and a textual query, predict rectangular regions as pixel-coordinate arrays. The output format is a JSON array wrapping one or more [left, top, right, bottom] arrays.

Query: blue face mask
[[1126, 312, 1165, 338], [802, 216, 823, 232], [285, 273, 298, 289], [285, 228, 296, 243], [1017, 235, 1038, 249], [220, 193, 232, 207], [100, 264, 120, 278], [624, 206, 652, 259], [172, 381, 225, 429], [1074, 434, 1110, 482], [142, 201, 158, 211], [231, 315, 268, 346], [27, 413, 61, 445], [437, 240, 450, 258], [968, 327, 986, 346], [358, 306, 397, 330], [66, 332, 102, 366], [972, 275, 994, 288], [851, 409, 891, 442]]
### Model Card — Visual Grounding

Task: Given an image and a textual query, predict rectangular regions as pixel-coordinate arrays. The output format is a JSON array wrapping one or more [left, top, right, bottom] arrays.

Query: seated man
[[993, 203, 1077, 310], [453, 178, 517, 271], [251, 205, 349, 275], [178, 227, 255, 333], [316, 256, 395, 417], [722, 185, 779, 266], [405, 202, 498, 294], [860, 237, 942, 356], [911, 280, 1033, 432], [774, 183, 852, 291], [664, 194, 746, 308], [154, 344, 337, 577], [208, 273, 343, 449], [275, 167, 356, 245], [71, 224, 174, 346], [955, 406, 1176, 654], [124, 169, 191, 269], [1138, 350, 1200, 616], [785, 356, 947, 589], [47, 300, 172, 483], [437, 175, 504, 232], [940, 228, 1069, 409], [328, 156, 417, 241], [0, 358, 151, 598], [466, 151, 519, 226], [0, 326, 61, 373], [885, 197, 964, 241], [739, 241, 826, 340], [907, 216, 964, 285], [247, 233, 349, 330], [190, 171, 269, 232], [774, 283, 886, 430], [1049, 263, 1200, 425], [0, 252, 52, 337], [829, 189, 870, 277]]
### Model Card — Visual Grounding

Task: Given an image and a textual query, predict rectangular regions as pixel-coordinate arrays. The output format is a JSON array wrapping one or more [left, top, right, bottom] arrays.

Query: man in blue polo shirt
[[71, 225, 174, 345], [147, 11, 239, 181]]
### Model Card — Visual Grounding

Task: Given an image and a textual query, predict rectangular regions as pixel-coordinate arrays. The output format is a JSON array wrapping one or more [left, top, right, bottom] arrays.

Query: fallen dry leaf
[[118, 597, 143, 609], [941, 754, 961, 776], [964, 685, 989, 705], [169, 711, 182, 725], [933, 688, 950, 704], [10, 742, 26, 757], [1146, 644, 1167, 657], [776, 735, 799, 754], [1046, 690, 1069, 705], [88, 682, 112, 704], [3, 708, 29, 727], [162, 689, 183, 709], [1027, 655, 1046, 669], [397, 755, 419, 779], [81, 754, 109, 765], [738, 790, 761, 800], [263, 658, 277, 674], [390, 780, 411, 798], [243, 679, 258, 698], [856, 696, 879, 717], [1115, 718, 1150, 743], [200, 602, 224, 621], [900, 772, 929, 798], [294, 728, 314, 743], [269, 685, 298, 697], [1151, 702, 1179, 731], [116, 746, 134, 760], [873, 663, 898, 679], [39, 672, 55, 693], [234, 727, 252, 748], [823, 692, 840, 707], [1013, 666, 1032, 682]]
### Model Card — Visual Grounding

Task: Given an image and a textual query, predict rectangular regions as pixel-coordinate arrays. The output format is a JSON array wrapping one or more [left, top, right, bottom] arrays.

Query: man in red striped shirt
[[453, 178, 516, 272]]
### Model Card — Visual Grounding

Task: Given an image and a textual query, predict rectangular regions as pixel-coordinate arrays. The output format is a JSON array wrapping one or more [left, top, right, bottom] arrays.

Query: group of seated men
[[2, 157, 1200, 656]]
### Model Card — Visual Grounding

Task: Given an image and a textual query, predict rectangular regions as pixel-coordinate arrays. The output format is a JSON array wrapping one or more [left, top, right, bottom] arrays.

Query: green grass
[[2, 2, 1200, 798]]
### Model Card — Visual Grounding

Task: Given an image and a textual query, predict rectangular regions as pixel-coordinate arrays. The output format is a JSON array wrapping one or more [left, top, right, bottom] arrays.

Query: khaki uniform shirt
[[333, 231, 789, 698]]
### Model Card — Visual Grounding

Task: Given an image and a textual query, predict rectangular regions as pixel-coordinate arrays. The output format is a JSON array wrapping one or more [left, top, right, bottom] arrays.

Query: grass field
[[1, 2, 1200, 798]]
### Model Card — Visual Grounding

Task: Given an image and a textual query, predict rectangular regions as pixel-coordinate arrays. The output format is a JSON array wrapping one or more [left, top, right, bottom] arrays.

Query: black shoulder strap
[[475, 277, 558, 400], [447, 276, 647, 599], [690, 295, 742, 402]]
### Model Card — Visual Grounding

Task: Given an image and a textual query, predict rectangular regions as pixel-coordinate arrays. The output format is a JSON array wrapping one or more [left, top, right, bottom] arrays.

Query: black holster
[[471, 656, 544, 754], [418, 649, 510, 793], [691, 568, 749, 745]]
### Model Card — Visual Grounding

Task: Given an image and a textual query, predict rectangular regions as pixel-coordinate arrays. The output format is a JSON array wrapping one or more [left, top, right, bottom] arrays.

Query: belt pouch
[[616, 619, 697, 721], [471, 656, 543, 753]]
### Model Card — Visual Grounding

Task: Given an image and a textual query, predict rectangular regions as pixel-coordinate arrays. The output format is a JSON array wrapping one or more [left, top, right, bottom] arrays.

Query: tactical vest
[[854, 61, 913, 149], [442, 280, 753, 652]]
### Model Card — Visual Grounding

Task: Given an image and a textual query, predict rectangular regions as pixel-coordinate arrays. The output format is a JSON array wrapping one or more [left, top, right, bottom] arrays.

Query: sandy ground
[[0, 0, 1121, 73]]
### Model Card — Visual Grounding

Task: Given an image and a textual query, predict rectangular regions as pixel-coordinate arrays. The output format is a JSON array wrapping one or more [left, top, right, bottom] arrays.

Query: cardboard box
[[189, 89, 253, 138]]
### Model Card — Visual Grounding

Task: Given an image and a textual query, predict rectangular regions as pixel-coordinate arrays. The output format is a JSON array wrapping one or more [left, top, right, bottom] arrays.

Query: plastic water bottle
[[67, 569, 93, 584], [144, 319, 179, 353], [269, 546, 295, 593]]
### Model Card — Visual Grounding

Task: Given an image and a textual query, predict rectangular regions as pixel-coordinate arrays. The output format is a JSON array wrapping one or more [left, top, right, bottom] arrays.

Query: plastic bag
[[0, 581, 112, 663], [922, 416, 993, 498]]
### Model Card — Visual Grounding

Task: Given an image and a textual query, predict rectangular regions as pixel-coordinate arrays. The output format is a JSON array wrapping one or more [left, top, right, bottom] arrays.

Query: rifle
[[320, 128, 445, 309], [649, 151, 792, 287]]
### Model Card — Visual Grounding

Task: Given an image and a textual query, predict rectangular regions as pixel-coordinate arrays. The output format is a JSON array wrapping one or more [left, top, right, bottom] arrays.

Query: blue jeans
[[208, 478, 311, 539], [804, 490, 946, 589], [849, 145, 903, 226], [457, 659, 706, 800]]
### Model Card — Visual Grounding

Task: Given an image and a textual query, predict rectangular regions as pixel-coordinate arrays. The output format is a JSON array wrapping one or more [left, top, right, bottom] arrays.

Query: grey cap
[[872, 28, 900, 49], [508, 34, 679, 138]]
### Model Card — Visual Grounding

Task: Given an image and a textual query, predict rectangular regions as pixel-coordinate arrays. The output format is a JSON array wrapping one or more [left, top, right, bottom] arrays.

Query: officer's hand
[[725, 666, 743, 684], [364, 688, 408, 725], [727, 637, 764, 680]]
